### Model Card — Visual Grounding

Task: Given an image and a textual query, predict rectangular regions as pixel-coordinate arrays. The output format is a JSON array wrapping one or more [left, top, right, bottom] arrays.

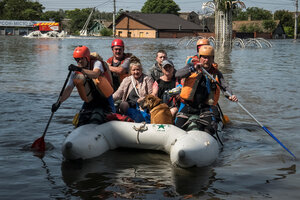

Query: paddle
[[217, 103, 230, 125], [31, 69, 72, 151], [201, 66, 296, 159]]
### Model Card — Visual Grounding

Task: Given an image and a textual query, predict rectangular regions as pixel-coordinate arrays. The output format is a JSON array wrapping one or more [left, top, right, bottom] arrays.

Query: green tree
[[93, 10, 113, 21], [274, 10, 294, 27], [239, 24, 247, 32], [41, 10, 65, 22], [141, 0, 180, 15], [66, 8, 97, 34], [263, 20, 277, 32], [233, 7, 272, 21], [284, 26, 294, 38], [245, 7, 272, 20], [247, 24, 262, 33], [1, 0, 44, 20], [100, 27, 112, 36], [232, 7, 248, 20]]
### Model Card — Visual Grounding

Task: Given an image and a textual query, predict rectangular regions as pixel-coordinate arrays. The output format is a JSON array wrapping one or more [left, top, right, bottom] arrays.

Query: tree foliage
[[274, 10, 294, 27], [141, 0, 180, 15], [41, 10, 65, 22], [239, 23, 262, 33], [233, 7, 272, 21], [262, 20, 277, 32], [100, 27, 112, 36], [0, 0, 44, 20], [65, 8, 93, 34]]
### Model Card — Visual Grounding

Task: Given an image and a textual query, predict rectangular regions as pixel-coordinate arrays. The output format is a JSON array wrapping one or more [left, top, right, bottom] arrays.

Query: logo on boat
[[154, 124, 170, 132]]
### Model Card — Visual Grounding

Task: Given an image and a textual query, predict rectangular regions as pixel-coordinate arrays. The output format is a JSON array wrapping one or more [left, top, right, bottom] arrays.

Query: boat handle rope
[[133, 122, 148, 144]]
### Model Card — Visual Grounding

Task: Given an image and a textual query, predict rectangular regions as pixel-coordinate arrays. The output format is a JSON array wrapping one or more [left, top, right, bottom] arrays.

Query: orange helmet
[[198, 45, 214, 57], [196, 38, 210, 52], [111, 39, 124, 48], [73, 46, 90, 61]]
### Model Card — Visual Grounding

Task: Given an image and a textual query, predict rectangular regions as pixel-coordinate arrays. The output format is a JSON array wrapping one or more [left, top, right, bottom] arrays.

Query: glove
[[51, 102, 61, 112], [68, 64, 82, 72], [188, 62, 196, 72]]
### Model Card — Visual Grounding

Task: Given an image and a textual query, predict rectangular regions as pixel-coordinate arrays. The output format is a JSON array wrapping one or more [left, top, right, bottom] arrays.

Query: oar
[[217, 103, 230, 125], [31, 69, 72, 152], [201, 66, 296, 159]]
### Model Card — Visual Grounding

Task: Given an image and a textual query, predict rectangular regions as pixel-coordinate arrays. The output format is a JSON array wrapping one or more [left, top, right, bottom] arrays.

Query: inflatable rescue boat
[[62, 121, 223, 168]]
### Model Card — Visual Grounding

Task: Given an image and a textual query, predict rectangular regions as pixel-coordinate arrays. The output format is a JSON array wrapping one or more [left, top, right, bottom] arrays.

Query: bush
[[100, 28, 112, 36]]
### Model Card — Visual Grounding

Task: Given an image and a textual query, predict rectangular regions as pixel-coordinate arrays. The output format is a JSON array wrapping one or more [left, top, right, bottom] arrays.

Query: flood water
[[0, 36, 299, 199]]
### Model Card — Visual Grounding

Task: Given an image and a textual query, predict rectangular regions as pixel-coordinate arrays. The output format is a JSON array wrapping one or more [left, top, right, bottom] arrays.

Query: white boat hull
[[62, 121, 221, 168]]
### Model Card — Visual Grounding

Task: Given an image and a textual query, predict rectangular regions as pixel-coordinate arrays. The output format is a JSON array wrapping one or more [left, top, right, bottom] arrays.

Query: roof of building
[[115, 12, 202, 30], [233, 20, 281, 32]]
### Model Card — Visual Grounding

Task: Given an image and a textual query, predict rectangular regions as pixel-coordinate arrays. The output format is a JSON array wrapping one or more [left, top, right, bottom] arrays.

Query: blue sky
[[38, 0, 297, 13]]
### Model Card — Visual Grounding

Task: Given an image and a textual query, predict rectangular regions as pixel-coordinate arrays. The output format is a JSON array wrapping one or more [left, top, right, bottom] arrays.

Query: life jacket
[[90, 52, 113, 86], [180, 64, 220, 106], [106, 53, 132, 83], [73, 59, 114, 103]]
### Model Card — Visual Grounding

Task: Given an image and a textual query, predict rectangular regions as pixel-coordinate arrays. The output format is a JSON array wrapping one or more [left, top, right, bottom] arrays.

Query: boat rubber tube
[[62, 121, 220, 168]]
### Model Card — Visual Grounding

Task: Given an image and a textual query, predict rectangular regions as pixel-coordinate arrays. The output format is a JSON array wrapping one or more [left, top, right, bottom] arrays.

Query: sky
[[38, 0, 297, 13]]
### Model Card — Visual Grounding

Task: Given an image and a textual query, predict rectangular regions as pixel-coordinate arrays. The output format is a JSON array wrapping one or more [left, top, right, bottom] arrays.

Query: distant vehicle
[[33, 22, 60, 32]]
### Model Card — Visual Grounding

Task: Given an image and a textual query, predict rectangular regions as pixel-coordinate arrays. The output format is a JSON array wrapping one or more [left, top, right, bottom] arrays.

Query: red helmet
[[111, 39, 124, 48], [73, 45, 90, 61]]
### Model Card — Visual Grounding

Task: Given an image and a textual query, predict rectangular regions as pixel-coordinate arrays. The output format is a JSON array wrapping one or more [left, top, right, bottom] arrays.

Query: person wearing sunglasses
[[51, 45, 114, 127]]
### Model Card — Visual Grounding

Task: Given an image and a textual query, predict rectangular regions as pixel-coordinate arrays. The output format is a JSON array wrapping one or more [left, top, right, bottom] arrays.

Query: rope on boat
[[132, 122, 148, 144]]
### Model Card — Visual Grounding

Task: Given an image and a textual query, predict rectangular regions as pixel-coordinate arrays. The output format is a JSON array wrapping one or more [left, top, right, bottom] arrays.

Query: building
[[0, 20, 56, 36], [233, 20, 286, 39], [179, 11, 214, 33], [111, 12, 205, 38], [179, 11, 201, 25], [89, 20, 112, 36]]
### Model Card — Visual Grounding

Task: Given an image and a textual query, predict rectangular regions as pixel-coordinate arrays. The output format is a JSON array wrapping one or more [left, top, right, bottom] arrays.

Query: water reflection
[[215, 45, 232, 69], [61, 149, 218, 198]]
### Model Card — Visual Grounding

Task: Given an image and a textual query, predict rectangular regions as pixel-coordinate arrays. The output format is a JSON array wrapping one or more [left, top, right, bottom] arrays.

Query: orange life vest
[[90, 52, 113, 86], [180, 64, 220, 105], [106, 53, 132, 83], [73, 60, 114, 103]]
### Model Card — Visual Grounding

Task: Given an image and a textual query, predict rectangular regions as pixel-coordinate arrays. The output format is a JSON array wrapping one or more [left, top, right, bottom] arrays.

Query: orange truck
[[33, 22, 60, 32]]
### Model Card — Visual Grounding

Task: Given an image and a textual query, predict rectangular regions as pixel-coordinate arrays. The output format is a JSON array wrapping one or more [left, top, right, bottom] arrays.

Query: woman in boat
[[152, 59, 181, 117], [51, 45, 114, 127], [175, 45, 238, 135], [113, 56, 153, 122]]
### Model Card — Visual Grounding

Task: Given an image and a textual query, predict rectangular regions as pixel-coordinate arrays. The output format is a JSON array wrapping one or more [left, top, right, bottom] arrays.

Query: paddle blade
[[222, 115, 230, 124], [31, 137, 46, 152]]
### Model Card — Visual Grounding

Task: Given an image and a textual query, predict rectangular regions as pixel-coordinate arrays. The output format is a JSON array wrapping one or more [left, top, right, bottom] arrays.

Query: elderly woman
[[113, 56, 153, 122]]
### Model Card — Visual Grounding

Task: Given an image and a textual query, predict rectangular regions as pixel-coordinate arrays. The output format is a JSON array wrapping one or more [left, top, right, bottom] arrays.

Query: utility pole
[[113, 0, 116, 37], [294, 0, 298, 40]]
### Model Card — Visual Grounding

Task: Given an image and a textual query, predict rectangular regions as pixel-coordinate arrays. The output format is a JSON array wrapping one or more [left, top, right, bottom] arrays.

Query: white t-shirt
[[67, 60, 104, 88]]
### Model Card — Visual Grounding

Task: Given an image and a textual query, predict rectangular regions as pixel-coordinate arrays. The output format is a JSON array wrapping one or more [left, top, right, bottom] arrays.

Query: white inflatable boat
[[62, 121, 223, 168]]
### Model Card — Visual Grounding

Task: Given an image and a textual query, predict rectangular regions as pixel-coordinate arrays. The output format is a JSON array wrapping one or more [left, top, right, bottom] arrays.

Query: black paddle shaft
[[41, 69, 72, 138]]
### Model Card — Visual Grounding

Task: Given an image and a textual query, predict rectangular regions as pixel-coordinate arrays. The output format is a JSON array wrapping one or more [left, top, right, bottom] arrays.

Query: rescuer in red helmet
[[51, 45, 113, 127], [107, 38, 132, 91]]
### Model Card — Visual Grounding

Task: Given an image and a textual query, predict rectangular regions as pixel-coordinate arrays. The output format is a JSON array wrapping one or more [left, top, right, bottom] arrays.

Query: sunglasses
[[74, 57, 84, 62]]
